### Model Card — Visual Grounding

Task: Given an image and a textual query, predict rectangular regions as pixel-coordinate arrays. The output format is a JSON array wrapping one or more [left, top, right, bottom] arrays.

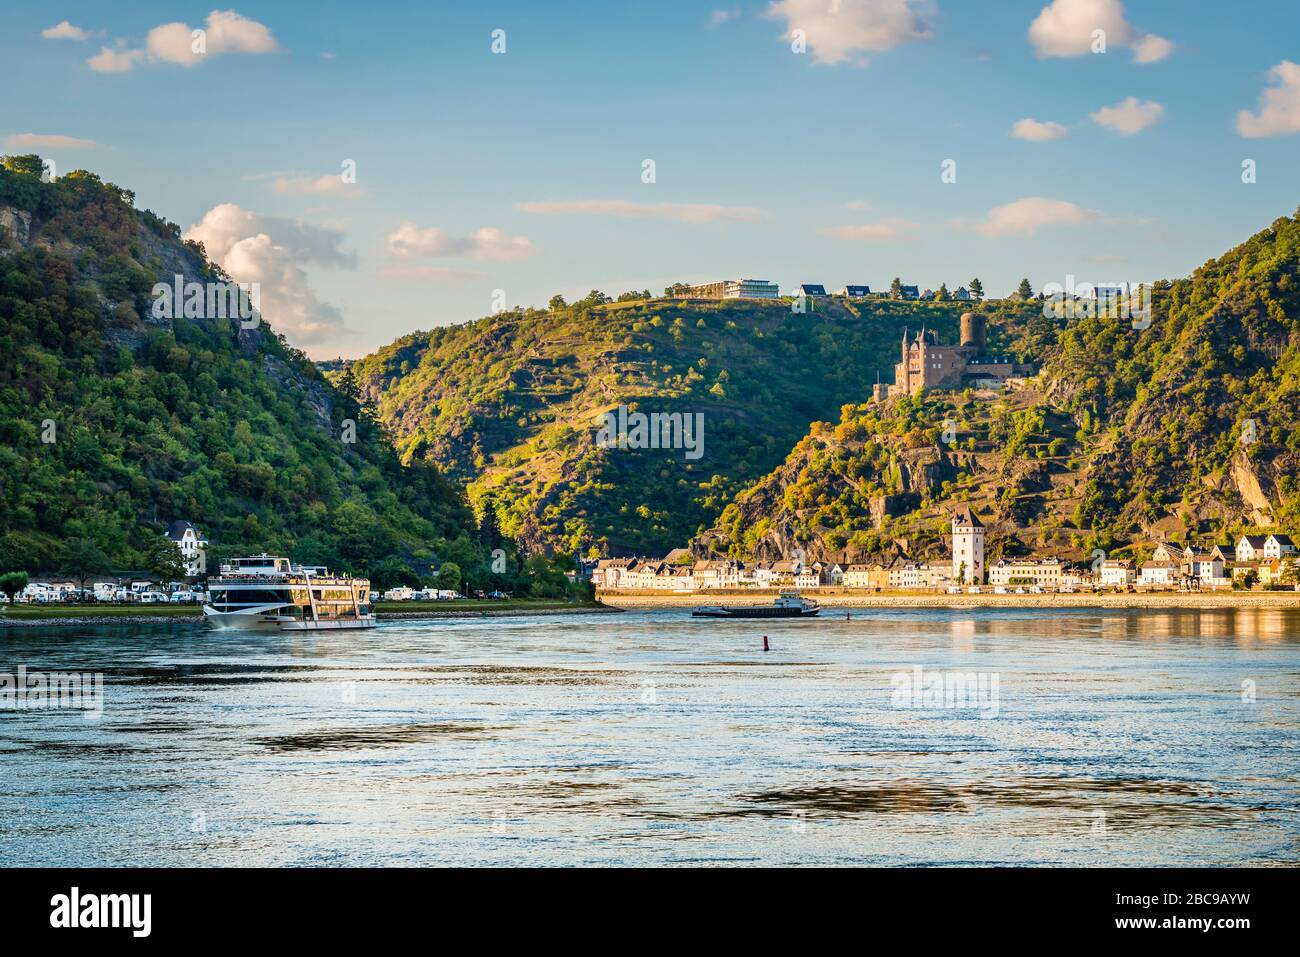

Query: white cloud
[[3, 133, 97, 150], [711, 8, 740, 25], [763, 0, 932, 66], [1011, 118, 1068, 142], [1090, 96, 1164, 135], [42, 21, 90, 41], [1028, 0, 1171, 64], [386, 222, 537, 262], [88, 46, 144, 73], [89, 10, 278, 72], [843, 199, 873, 210], [821, 218, 918, 241], [968, 197, 1105, 237], [517, 199, 768, 223], [1237, 60, 1300, 138], [1131, 33, 1173, 64], [183, 204, 353, 345], [269, 174, 359, 198]]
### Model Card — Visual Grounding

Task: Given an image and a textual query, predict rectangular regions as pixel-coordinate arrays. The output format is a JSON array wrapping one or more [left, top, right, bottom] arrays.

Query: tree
[[477, 496, 504, 549], [1280, 557, 1299, 586], [548, 294, 568, 311], [969, 278, 984, 299], [890, 277, 903, 298], [663, 283, 690, 297], [59, 539, 110, 595], [936, 283, 951, 301], [435, 561, 462, 592], [1015, 278, 1034, 300], [0, 571, 29, 603], [143, 536, 186, 583]]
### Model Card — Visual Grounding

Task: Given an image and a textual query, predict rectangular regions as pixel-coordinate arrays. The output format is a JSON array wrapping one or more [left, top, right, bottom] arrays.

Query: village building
[[1098, 559, 1135, 587], [592, 557, 635, 589], [987, 558, 1065, 588], [682, 279, 779, 300], [951, 507, 986, 585], [1233, 534, 1295, 562], [1139, 560, 1179, 587], [164, 520, 208, 578], [837, 285, 871, 298]]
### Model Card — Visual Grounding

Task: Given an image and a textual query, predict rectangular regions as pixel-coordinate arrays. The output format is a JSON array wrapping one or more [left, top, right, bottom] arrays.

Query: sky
[[3, 0, 1300, 358]]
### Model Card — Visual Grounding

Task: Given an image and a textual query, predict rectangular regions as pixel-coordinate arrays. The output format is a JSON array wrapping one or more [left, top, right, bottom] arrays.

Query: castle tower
[[951, 507, 985, 584], [960, 311, 986, 351], [900, 326, 910, 394], [872, 369, 887, 403]]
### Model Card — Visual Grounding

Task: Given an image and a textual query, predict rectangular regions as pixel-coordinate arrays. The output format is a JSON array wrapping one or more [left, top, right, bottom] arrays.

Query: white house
[[1236, 535, 1269, 562], [1139, 560, 1178, 587], [165, 521, 209, 578], [1186, 554, 1225, 583], [1264, 534, 1296, 560], [592, 557, 635, 589], [1099, 559, 1135, 587]]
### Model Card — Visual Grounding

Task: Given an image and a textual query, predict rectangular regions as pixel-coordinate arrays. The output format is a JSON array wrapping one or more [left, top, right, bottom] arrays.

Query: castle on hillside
[[873, 312, 1033, 400]]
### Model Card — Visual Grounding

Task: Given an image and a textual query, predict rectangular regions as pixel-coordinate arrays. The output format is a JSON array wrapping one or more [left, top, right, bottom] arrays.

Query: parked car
[[487, 591, 510, 600]]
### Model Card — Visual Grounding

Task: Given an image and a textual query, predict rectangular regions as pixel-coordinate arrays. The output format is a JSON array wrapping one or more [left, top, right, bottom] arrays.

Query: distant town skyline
[[5, 0, 1300, 357]]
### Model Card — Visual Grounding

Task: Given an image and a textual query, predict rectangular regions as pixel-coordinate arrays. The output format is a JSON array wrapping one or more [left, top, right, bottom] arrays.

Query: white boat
[[202, 555, 376, 631]]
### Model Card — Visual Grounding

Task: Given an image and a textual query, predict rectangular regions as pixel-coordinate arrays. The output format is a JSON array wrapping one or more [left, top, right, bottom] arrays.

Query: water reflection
[[1, 607, 1298, 866]]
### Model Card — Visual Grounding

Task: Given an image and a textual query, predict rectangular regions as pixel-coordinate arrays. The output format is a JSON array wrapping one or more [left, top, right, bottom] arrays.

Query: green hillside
[[695, 210, 1300, 565], [0, 155, 492, 587], [340, 291, 1041, 556]]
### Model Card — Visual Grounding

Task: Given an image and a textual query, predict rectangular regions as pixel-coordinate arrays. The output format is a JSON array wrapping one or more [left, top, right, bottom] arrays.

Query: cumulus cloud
[[821, 218, 918, 241], [269, 174, 359, 198], [88, 46, 144, 73], [763, 0, 933, 66], [517, 199, 768, 224], [967, 197, 1112, 237], [3, 133, 97, 150], [1028, 0, 1172, 64], [42, 21, 90, 40], [1089, 96, 1164, 135], [1011, 118, 1068, 142], [183, 203, 353, 345], [1237, 60, 1300, 138], [89, 10, 278, 72], [385, 223, 537, 262]]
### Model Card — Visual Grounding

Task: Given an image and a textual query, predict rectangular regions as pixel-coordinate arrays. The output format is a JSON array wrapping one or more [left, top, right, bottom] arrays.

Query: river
[[1, 606, 1297, 866]]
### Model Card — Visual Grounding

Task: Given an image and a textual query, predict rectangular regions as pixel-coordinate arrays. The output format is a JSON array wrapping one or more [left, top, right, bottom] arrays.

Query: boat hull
[[202, 605, 376, 631], [692, 606, 820, 618]]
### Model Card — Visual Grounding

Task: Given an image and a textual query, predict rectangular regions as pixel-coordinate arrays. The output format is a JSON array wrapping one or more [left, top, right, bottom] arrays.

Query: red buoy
[[763, 635, 770, 652]]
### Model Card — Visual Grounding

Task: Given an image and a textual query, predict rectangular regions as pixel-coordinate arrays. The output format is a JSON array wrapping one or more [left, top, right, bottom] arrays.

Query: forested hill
[[0, 154, 483, 583], [693, 209, 1300, 566], [339, 291, 1041, 556]]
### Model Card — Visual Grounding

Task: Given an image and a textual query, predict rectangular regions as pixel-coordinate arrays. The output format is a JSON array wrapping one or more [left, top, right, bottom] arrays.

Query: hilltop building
[[951, 507, 985, 585], [838, 285, 872, 297], [793, 284, 827, 297], [884, 312, 1032, 398], [682, 279, 779, 300]]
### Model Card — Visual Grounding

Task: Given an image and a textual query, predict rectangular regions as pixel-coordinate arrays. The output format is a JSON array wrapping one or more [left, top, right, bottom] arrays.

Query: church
[[874, 312, 1032, 400]]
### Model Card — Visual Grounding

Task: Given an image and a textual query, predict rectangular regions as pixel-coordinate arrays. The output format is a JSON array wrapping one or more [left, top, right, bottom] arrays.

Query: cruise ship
[[202, 555, 376, 630]]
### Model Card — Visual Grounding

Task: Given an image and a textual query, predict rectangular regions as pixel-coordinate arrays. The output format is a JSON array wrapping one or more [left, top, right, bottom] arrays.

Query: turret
[[960, 311, 986, 351]]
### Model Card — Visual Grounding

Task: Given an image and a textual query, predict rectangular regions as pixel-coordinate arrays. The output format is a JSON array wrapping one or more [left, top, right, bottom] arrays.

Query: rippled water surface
[[2, 607, 1298, 866]]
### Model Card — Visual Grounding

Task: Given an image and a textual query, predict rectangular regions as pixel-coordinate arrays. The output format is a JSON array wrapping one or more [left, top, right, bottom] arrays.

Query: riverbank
[[599, 590, 1300, 610], [0, 599, 618, 628]]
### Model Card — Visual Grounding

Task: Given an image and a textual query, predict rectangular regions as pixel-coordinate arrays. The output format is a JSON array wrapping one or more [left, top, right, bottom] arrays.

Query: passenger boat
[[692, 590, 820, 619], [202, 555, 376, 630]]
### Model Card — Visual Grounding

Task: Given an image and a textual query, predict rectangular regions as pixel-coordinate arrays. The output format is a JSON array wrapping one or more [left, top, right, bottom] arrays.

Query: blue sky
[[4, 1, 1299, 357]]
